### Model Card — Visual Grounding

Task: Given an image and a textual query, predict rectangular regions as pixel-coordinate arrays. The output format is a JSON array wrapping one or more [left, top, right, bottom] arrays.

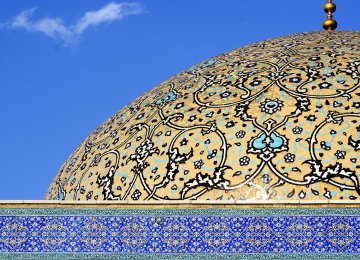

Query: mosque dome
[[46, 30, 360, 201]]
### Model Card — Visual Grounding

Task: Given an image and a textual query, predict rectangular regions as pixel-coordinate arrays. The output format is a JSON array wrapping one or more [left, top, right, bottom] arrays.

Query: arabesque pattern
[[46, 31, 360, 201], [1, 208, 360, 255]]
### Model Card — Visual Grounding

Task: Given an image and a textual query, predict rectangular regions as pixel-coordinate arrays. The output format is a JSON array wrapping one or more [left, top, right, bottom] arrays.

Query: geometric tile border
[[0, 253, 360, 259], [1, 208, 360, 259]]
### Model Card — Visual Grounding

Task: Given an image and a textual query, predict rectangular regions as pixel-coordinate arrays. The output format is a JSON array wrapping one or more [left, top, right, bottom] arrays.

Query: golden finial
[[323, 0, 337, 30]]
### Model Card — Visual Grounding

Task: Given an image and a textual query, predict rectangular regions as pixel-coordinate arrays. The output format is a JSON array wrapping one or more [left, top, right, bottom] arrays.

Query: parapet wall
[[0, 201, 359, 259]]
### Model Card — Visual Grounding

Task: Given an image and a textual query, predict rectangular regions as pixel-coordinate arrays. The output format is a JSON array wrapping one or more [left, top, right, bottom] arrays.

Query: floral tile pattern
[[46, 31, 360, 202], [0, 208, 360, 258]]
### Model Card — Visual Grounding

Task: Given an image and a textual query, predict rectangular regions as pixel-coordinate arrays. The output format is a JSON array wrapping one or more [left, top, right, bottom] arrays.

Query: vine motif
[[46, 31, 360, 201]]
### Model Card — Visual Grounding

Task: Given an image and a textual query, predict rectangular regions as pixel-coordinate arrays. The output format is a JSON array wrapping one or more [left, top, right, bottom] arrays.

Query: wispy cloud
[[4, 2, 144, 46], [10, 8, 74, 43], [74, 3, 143, 34]]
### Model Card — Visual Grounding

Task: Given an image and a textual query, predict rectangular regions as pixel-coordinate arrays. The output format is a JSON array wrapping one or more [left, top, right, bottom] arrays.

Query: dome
[[46, 30, 360, 201]]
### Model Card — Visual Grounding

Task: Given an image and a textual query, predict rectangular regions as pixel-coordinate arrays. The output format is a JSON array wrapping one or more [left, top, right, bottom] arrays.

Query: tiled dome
[[46, 30, 360, 201]]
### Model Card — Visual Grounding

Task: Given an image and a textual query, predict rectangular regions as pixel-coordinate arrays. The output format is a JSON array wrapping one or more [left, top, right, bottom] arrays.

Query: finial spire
[[323, 0, 337, 30]]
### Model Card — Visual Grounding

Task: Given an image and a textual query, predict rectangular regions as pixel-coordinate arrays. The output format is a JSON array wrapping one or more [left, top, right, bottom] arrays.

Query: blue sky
[[0, 0, 359, 200]]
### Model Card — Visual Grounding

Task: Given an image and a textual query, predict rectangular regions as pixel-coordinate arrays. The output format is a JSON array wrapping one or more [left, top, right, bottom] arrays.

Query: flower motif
[[110, 130, 117, 138], [194, 159, 204, 169], [131, 189, 142, 200], [284, 153, 296, 163], [292, 126, 303, 134], [261, 174, 272, 184], [266, 71, 288, 81], [248, 129, 289, 162], [334, 150, 346, 159], [235, 130, 246, 139], [239, 156, 250, 166], [260, 98, 284, 114]]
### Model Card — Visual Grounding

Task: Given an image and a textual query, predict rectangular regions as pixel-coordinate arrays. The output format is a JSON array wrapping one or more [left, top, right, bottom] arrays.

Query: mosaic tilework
[[1, 253, 360, 260], [0, 208, 360, 259], [46, 30, 360, 202]]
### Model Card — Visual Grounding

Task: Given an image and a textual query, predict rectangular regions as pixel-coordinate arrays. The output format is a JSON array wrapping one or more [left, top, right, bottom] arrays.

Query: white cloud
[[11, 8, 36, 29], [75, 2, 143, 34], [4, 2, 144, 45], [10, 8, 73, 43]]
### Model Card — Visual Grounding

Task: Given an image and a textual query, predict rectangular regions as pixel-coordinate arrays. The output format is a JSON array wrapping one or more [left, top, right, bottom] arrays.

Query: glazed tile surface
[[0, 208, 360, 256], [46, 31, 360, 201]]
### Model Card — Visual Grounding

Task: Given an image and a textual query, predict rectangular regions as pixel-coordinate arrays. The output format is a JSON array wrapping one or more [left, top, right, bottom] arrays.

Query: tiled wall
[[0, 207, 359, 259]]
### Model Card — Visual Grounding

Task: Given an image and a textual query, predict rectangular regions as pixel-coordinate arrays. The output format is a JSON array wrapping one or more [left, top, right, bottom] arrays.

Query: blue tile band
[[0, 208, 359, 258]]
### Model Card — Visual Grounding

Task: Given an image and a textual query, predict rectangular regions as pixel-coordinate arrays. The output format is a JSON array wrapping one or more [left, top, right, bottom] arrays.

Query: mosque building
[[1, 0, 360, 258]]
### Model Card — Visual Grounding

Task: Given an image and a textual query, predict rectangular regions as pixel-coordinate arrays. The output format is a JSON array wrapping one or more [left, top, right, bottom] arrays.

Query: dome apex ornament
[[323, 0, 337, 30]]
